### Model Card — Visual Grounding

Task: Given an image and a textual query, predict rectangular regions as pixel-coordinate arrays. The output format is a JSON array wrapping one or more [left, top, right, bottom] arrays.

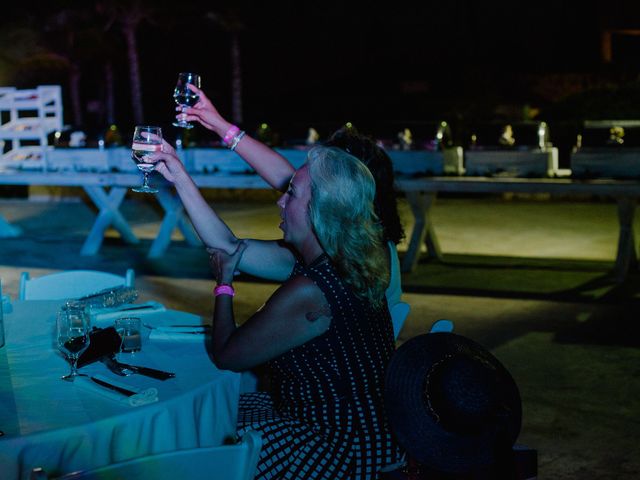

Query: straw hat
[[385, 333, 522, 474]]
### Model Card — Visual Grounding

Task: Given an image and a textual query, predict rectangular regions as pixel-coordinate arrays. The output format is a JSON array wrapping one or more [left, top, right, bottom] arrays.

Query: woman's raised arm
[[147, 143, 295, 281], [178, 84, 295, 191]]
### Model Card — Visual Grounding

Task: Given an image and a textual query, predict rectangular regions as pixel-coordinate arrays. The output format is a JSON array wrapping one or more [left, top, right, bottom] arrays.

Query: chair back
[[19, 269, 135, 300], [390, 301, 410, 340], [430, 319, 454, 333], [53, 430, 262, 480]]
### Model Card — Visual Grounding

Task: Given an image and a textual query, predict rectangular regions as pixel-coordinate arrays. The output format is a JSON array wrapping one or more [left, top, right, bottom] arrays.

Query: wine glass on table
[[131, 125, 162, 193], [57, 302, 90, 381], [172, 72, 201, 129]]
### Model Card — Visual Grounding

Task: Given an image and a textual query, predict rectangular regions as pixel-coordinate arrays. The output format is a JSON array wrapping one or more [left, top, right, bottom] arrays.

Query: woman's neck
[[298, 236, 324, 265]]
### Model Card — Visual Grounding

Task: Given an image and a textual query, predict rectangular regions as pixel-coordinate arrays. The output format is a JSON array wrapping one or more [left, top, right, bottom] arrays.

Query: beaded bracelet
[[214, 284, 235, 297], [222, 125, 240, 145], [229, 131, 246, 152]]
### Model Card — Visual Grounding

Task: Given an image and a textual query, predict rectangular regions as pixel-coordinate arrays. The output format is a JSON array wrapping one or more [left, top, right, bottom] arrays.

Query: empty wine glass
[[172, 72, 201, 129], [57, 302, 90, 381], [131, 125, 162, 193]]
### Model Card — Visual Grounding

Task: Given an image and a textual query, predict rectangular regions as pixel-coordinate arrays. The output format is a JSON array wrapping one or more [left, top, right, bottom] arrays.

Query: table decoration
[[90, 300, 165, 325]]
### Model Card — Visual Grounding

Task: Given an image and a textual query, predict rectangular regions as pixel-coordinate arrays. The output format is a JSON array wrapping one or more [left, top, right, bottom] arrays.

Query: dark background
[[2, 1, 640, 146]]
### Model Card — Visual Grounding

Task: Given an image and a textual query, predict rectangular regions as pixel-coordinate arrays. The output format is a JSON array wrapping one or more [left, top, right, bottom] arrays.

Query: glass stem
[[143, 172, 150, 188], [70, 356, 79, 377]]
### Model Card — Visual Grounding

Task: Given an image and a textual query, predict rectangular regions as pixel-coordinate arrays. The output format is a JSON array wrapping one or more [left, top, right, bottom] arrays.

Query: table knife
[[91, 376, 137, 397], [116, 361, 175, 380], [102, 354, 175, 380]]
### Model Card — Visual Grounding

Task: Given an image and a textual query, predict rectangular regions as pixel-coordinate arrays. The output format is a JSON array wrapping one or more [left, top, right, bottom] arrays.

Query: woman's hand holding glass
[[131, 125, 163, 193], [175, 84, 232, 137], [57, 303, 90, 381], [172, 72, 201, 129], [143, 139, 189, 185]]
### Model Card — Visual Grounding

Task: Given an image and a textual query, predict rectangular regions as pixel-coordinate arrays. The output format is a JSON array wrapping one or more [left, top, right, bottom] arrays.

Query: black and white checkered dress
[[237, 254, 403, 479]]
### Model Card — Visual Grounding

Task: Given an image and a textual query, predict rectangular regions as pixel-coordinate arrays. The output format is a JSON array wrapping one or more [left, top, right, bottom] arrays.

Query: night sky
[[2, 1, 640, 142]]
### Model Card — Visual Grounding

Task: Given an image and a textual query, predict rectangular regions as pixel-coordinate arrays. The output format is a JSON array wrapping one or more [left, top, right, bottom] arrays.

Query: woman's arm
[[179, 85, 295, 191], [209, 245, 331, 372], [148, 145, 295, 281]]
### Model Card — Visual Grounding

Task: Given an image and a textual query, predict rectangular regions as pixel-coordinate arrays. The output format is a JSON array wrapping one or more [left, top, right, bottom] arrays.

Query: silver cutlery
[[91, 376, 137, 397], [101, 354, 175, 380], [100, 356, 130, 376]]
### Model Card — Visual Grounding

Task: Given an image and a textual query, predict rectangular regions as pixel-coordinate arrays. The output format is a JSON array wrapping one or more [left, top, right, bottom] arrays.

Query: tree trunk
[[122, 21, 144, 124], [230, 32, 242, 125], [69, 64, 83, 128], [105, 62, 115, 125]]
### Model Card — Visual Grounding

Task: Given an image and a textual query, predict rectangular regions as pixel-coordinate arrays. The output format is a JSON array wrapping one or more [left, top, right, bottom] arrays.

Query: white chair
[[430, 318, 454, 333], [18, 269, 135, 300], [390, 301, 410, 340], [50, 430, 262, 480], [240, 371, 260, 394]]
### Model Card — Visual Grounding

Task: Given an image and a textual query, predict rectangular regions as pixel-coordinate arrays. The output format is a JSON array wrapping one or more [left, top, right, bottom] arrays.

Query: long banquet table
[[1, 149, 639, 280], [0, 170, 273, 258], [0, 146, 448, 258], [396, 176, 640, 280], [0, 300, 240, 480]]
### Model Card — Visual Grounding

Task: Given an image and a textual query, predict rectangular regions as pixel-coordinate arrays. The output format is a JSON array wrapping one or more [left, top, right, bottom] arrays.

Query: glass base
[[121, 347, 141, 354], [132, 185, 158, 193], [172, 120, 194, 129], [62, 372, 88, 382]]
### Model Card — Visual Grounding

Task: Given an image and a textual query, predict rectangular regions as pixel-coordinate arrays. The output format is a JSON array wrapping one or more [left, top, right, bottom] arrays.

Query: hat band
[[422, 353, 455, 425]]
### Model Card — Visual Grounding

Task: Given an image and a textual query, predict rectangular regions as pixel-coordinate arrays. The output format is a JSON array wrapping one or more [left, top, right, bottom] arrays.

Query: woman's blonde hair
[[306, 146, 389, 308]]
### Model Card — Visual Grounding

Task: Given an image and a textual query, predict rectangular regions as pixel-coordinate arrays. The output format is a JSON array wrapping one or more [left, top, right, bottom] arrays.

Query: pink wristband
[[214, 284, 235, 297], [222, 125, 240, 145]]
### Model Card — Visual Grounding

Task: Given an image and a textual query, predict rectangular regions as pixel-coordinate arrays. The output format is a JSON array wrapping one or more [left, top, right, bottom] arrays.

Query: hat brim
[[385, 333, 522, 474]]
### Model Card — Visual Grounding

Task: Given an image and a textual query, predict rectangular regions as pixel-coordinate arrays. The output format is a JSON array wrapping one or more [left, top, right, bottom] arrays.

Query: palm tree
[[98, 0, 157, 125], [0, 26, 50, 85], [43, 8, 92, 127], [45, 7, 119, 126], [207, 9, 245, 125]]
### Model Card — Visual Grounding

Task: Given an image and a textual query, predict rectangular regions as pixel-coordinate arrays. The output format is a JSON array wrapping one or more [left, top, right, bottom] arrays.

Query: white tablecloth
[[0, 300, 240, 480]]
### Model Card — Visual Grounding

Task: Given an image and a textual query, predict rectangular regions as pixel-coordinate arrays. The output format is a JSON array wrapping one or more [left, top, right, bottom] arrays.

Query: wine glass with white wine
[[131, 125, 162, 193], [172, 72, 201, 129]]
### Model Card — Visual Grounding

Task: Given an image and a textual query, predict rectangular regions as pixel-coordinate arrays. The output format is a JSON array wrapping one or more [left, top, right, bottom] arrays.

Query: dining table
[[0, 299, 240, 480]]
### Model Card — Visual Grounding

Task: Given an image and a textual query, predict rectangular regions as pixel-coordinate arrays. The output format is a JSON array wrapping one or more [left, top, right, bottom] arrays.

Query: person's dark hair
[[324, 126, 405, 245]]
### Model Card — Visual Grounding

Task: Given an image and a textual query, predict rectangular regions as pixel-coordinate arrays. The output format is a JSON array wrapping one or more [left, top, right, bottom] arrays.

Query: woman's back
[[270, 254, 395, 408], [239, 254, 402, 479]]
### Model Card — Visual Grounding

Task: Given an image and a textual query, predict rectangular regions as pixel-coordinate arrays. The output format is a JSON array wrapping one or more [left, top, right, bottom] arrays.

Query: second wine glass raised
[[172, 72, 201, 129]]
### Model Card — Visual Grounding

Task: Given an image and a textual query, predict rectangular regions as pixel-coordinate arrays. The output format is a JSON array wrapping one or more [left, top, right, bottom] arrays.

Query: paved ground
[[1, 191, 639, 479]]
